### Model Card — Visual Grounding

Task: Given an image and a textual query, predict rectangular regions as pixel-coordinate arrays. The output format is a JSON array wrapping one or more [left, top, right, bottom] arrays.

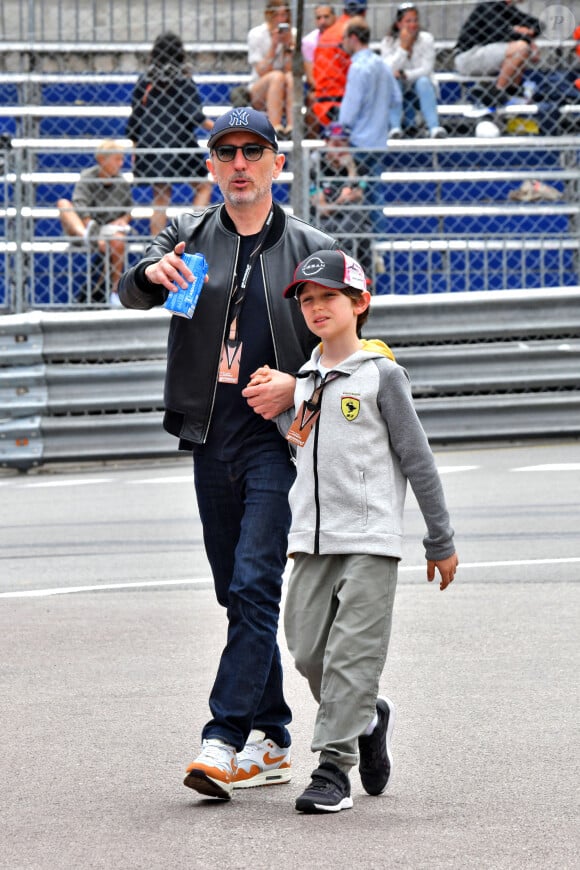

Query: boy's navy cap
[[207, 107, 279, 151], [283, 249, 367, 298]]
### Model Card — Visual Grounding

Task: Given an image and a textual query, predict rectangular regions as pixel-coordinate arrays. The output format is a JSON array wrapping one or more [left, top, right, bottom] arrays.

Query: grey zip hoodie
[[279, 341, 455, 561]]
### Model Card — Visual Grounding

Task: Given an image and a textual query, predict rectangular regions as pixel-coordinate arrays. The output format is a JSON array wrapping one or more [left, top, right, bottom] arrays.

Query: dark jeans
[[193, 444, 295, 750]]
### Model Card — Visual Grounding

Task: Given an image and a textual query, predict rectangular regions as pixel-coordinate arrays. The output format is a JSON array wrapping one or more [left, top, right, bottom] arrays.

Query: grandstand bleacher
[[1, 29, 579, 309]]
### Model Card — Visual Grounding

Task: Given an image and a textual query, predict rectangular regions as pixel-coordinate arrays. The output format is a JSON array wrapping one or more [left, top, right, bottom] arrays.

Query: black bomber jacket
[[117, 203, 337, 446]]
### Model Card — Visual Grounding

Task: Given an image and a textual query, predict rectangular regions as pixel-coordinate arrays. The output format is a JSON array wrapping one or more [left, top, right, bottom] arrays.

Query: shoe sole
[[183, 769, 233, 800], [233, 767, 292, 789], [295, 796, 353, 814]]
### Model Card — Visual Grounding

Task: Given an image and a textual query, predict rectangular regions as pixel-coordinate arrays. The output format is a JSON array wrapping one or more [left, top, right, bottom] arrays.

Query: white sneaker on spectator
[[82, 220, 99, 249], [388, 127, 403, 139], [431, 126, 448, 139], [109, 292, 123, 309]]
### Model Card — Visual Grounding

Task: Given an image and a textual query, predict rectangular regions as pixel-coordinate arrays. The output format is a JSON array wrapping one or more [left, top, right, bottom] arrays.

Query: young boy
[[252, 249, 458, 814]]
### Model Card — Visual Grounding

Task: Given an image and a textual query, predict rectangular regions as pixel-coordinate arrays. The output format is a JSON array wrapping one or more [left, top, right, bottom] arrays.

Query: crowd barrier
[[1, 288, 579, 470]]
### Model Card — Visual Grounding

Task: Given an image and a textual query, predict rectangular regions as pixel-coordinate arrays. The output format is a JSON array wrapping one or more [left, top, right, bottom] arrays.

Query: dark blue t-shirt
[[195, 232, 283, 460]]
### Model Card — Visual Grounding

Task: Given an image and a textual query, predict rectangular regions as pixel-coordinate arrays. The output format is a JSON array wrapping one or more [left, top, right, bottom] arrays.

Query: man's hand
[[427, 553, 459, 591], [145, 240, 196, 292], [243, 367, 296, 420]]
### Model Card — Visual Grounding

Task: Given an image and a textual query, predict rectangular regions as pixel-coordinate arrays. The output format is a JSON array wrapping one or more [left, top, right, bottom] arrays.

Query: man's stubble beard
[[222, 177, 273, 207]]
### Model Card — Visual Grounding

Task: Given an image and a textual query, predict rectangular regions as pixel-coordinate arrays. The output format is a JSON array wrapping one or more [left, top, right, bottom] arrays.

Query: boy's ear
[[354, 290, 371, 312]]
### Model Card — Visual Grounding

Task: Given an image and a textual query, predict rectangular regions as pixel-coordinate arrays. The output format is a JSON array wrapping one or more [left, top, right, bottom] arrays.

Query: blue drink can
[[164, 252, 208, 319]]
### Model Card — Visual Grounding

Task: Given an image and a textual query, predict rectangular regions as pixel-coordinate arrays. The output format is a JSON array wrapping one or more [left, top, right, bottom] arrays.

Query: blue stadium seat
[[41, 82, 134, 105], [39, 116, 127, 137], [0, 117, 17, 134], [383, 182, 438, 204], [443, 213, 570, 235], [35, 182, 75, 204], [0, 84, 19, 102], [440, 180, 517, 203]]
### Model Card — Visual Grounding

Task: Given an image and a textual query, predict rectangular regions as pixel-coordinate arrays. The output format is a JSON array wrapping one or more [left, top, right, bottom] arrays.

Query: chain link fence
[[1, 1, 579, 311], [2, 135, 578, 310]]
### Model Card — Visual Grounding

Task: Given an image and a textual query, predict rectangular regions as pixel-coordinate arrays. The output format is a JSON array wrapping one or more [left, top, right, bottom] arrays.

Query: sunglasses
[[212, 143, 276, 162]]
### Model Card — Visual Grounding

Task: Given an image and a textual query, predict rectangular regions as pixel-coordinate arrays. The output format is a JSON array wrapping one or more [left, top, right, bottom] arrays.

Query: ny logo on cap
[[228, 108, 250, 127]]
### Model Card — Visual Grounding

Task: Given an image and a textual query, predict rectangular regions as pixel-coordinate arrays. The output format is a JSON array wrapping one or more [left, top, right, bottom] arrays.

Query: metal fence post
[[12, 146, 26, 314]]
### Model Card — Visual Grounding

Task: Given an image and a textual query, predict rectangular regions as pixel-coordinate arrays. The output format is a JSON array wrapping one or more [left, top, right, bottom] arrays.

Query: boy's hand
[[242, 369, 296, 419], [246, 365, 272, 387], [427, 553, 458, 591]]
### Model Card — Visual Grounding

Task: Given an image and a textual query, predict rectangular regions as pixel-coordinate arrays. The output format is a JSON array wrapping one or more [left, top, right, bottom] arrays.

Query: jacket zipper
[[313, 384, 321, 554], [260, 254, 279, 370], [201, 235, 240, 442]]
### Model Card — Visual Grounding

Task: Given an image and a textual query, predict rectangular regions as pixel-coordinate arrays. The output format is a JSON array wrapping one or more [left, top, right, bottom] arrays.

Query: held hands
[[242, 366, 296, 420], [427, 552, 459, 591], [145, 240, 206, 293]]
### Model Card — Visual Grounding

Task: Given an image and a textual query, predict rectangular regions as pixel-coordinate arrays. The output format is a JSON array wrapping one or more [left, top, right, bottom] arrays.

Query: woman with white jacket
[[381, 3, 447, 139]]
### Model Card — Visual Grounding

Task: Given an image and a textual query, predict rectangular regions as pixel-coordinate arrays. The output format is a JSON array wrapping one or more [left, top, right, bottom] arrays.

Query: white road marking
[[2, 557, 579, 599], [0, 577, 212, 598], [127, 476, 191, 484], [436, 466, 479, 474], [0, 465, 478, 489], [512, 464, 580, 472], [17, 478, 114, 488]]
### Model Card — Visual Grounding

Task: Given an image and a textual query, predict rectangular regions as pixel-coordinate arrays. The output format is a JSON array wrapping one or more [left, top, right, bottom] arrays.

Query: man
[[117, 107, 337, 801], [454, 0, 542, 108], [302, 4, 337, 89], [302, 4, 337, 136], [311, 0, 367, 129], [57, 139, 133, 306], [339, 17, 398, 235]]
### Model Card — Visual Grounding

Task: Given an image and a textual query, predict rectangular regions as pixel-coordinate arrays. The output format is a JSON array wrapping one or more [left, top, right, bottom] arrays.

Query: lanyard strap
[[228, 207, 274, 341], [302, 370, 342, 414]]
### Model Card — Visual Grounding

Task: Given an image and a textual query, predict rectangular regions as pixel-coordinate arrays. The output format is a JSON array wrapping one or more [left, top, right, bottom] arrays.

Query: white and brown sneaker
[[233, 730, 291, 788], [184, 738, 237, 799]]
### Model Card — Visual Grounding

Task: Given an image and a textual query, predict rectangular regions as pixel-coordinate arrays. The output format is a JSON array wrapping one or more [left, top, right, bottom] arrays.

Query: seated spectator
[[310, 122, 372, 274], [339, 17, 399, 235], [381, 3, 447, 139], [302, 5, 337, 137], [248, 0, 295, 137], [126, 31, 214, 237], [311, 0, 367, 130], [57, 139, 133, 306], [453, 0, 542, 108]]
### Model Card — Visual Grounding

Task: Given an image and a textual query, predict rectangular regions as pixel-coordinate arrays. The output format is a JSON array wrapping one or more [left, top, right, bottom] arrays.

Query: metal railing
[[0, 1, 561, 50], [2, 136, 578, 312], [1, 287, 579, 469]]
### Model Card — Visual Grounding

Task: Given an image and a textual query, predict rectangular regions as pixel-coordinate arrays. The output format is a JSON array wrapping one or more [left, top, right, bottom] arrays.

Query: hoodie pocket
[[358, 470, 368, 528]]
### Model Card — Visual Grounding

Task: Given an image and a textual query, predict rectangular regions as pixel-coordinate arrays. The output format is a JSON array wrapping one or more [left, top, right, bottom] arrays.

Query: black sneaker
[[295, 762, 353, 814], [358, 696, 395, 795]]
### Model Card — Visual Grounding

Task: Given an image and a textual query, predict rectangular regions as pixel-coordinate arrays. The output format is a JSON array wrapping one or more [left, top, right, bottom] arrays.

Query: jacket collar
[[219, 202, 286, 249]]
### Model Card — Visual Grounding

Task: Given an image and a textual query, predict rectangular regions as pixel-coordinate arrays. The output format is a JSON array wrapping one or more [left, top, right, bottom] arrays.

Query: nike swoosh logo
[[264, 752, 286, 765]]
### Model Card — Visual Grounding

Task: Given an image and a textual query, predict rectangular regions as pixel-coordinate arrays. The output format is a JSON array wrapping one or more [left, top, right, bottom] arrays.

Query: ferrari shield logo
[[341, 395, 360, 421]]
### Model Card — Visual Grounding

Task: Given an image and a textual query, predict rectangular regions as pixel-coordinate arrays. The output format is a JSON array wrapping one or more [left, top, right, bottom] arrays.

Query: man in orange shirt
[[311, 0, 367, 129]]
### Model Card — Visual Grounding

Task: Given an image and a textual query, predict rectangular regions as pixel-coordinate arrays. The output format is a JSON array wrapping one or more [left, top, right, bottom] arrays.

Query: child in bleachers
[[57, 138, 133, 306]]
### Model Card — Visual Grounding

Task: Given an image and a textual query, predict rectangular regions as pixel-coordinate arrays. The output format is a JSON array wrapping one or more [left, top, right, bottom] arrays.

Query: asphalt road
[[1, 440, 579, 870]]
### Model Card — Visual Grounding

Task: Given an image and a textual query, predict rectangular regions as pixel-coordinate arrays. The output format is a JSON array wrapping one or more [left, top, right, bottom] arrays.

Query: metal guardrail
[[1, 287, 579, 470]]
